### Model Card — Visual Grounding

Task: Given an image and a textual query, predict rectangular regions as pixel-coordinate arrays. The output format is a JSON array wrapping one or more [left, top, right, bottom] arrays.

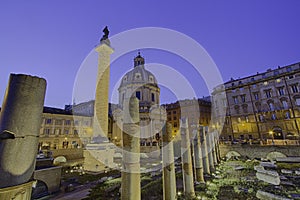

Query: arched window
[[151, 93, 155, 102], [136, 91, 141, 100]]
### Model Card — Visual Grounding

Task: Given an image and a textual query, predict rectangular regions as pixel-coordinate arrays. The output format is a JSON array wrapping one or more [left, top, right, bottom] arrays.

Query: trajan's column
[[94, 26, 114, 140], [83, 27, 115, 172]]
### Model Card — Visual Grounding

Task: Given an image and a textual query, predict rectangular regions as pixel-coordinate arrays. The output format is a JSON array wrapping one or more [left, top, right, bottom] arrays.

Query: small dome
[[119, 53, 158, 89]]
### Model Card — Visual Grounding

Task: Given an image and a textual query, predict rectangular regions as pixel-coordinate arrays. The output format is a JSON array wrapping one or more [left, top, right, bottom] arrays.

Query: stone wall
[[51, 148, 83, 160], [34, 166, 62, 194], [220, 144, 300, 159]]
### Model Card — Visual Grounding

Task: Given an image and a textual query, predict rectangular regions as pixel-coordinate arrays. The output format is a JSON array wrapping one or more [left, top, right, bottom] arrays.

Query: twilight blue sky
[[1, 1, 300, 107]]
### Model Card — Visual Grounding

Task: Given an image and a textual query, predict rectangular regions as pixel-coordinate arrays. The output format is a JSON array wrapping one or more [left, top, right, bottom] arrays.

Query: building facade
[[39, 107, 94, 151], [212, 62, 300, 144], [163, 98, 211, 138]]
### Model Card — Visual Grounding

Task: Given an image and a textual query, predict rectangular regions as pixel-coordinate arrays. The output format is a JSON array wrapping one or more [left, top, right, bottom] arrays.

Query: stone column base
[[0, 181, 34, 200]]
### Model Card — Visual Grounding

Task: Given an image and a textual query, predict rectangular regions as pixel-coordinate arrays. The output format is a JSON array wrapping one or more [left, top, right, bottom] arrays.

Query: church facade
[[114, 53, 161, 147]]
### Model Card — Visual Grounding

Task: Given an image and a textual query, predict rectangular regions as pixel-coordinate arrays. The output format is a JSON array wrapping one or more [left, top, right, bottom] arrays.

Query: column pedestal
[[0, 181, 34, 200]]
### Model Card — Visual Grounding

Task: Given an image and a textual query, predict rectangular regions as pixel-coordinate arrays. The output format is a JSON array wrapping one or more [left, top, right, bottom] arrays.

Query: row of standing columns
[[176, 118, 222, 198], [120, 100, 222, 200]]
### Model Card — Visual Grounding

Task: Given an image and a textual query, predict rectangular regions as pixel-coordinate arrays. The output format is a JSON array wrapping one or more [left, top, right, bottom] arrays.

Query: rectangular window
[[253, 93, 259, 100], [285, 112, 290, 119], [265, 90, 272, 98], [278, 87, 285, 96], [62, 141, 69, 149], [233, 96, 238, 104], [72, 141, 78, 148], [44, 129, 50, 135], [45, 119, 52, 124], [282, 101, 288, 109], [64, 129, 69, 135], [269, 103, 274, 111], [65, 120, 71, 125], [173, 110, 176, 114], [291, 85, 298, 93], [74, 129, 79, 135], [173, 122, 178, 127], [55, 129, 61, 135], [136, 91, 141, 100], [296, 98, 300, 106], [240, 95, 246, 103], [151, 93, 155, 102], [259, 115, 264, 122], [55, 119, 62, 125]]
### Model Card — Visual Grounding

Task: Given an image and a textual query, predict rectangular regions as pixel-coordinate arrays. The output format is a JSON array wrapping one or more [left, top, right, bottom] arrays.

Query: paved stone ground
[[54, 188, 90, 200]]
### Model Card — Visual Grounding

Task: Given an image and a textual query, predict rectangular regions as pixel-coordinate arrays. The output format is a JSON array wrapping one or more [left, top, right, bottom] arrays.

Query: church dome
[[118, 52, 160, 108], [119, 53, 158, 89]]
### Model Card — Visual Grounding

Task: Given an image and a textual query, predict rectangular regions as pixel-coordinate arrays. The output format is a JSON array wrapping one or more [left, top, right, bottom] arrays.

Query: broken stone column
[[180, 118, 195, 197], [0, 74, 46, 199], [162, 122, 176, 200], [214, 135, 221, 163], [192, 125, 204, 183], [207, 131, 215, 172], [121, 97, 140, 200], [217, 139, 222, 161], [200, 126, 210, 174], [211, 133, 218, 166]]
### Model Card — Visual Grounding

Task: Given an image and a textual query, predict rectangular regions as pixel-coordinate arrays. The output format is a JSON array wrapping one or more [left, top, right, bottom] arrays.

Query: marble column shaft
[[193, 126, 204, 183], [162, 122, 176, 200], [216, 138, 222, 162], [207, 132, 215, 172], [180, 118, 195, 197], [213, 132, 221, 163], [200, 126, 210, 174], [121, 97, 140, 200]]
